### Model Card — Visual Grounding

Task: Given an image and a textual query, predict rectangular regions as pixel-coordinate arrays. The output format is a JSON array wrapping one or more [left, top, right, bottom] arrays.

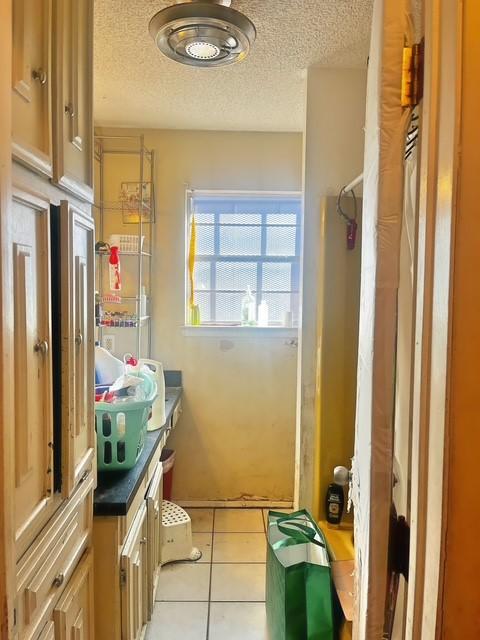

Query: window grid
[[189, 194, 301, 326]]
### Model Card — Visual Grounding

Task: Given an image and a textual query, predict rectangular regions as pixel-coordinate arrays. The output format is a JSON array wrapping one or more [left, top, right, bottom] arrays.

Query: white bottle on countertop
[[137, 359, 166, 430]]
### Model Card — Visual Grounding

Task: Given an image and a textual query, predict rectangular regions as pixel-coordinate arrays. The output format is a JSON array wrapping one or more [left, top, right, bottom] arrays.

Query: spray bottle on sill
[[109, 245, 121, 291]]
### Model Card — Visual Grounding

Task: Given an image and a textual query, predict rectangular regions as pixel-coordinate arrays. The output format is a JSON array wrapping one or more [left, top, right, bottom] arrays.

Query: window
[[187, 192, 302, 326]]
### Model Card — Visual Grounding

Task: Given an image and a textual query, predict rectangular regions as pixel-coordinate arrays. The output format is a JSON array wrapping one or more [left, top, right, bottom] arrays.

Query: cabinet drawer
[[54, 549, 94, 640], [16, 472, 93, 638]]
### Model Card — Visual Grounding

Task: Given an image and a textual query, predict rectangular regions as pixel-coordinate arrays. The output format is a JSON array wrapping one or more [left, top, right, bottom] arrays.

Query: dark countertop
[[94, 386, 182, 516]]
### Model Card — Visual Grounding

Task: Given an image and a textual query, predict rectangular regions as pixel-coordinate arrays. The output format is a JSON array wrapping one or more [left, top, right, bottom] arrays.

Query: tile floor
[[146, 508, 288, 640]]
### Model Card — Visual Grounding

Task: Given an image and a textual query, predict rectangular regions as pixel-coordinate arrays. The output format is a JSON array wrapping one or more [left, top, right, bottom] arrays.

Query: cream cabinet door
[[121, 503, 148, 640], [12, 0, 52, 176], [12, 187, 55, 557], [37, 621, 55, 640], [59, 202, 95, 496], [53, 550, 94, 640], [52, 0, 93, 202], [146, 462, 163, 619]]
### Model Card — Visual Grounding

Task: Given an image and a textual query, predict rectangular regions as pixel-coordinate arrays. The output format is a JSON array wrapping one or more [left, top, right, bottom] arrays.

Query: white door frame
[[406, 0, 462, 637]]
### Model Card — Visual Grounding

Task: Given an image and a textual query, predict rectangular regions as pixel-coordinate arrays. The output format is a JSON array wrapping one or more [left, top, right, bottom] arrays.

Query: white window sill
[[182, 325, 299, 338]]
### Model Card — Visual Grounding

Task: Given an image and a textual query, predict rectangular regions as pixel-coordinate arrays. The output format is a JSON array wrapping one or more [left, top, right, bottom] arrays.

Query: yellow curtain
[[188, 210, 200, 324]]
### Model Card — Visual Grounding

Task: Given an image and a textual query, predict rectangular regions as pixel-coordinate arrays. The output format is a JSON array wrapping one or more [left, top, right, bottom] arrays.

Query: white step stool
[[161, 501, 201, 565]]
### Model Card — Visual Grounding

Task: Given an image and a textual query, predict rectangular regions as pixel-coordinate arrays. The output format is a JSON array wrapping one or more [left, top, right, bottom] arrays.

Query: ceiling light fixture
[[149, 0, 256, 68]]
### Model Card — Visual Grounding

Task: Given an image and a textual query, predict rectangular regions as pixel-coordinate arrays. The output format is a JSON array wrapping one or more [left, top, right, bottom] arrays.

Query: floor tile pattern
[[146, 508, 274, 640]]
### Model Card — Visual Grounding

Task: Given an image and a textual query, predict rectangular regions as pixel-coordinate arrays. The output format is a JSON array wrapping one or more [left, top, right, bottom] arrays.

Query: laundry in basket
[[95, 370, 157, 471]]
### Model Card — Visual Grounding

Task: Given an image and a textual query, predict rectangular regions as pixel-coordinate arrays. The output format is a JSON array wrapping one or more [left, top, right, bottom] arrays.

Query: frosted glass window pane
[[216, 262, 257, 291], [189, 193, 302, 324], [267, 213, 298, 225], [195, 291, 211, 322], [263, 293, 291, 323], [194, 262, 211, 290], [266, 226, 297, 256], [220, 213, 262, 225], [195, 213, 214, 223], [196, 225, 215, 255], [219, 226, 261, 256], [216, 292, 247, 322], [262, 263, 291, 292]]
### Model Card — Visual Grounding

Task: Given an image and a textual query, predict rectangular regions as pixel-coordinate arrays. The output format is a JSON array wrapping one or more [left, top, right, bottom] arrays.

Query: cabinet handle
[[65, 103, 75, 117], [75, 332, 83, 346], [140, 537, 147, 545], [52, 573, 65, 588], [32, 68, 47, 85], [34, 340, 49, 356]]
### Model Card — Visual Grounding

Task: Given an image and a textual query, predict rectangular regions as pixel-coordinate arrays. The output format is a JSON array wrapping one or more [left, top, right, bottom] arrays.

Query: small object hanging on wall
[[346, 219, 358, 251], [337, 175, 361, 251]]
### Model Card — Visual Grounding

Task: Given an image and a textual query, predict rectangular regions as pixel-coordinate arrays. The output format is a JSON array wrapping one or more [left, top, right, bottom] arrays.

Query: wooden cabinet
[[146, 462, 163, 618], [11, 187, 56, 558], [121, 503, 148, 640], [36, 621, 55, 640], [15, 471, 93, 639], [59, 202, 95, 496], [53, 549, 94, 640], [7, 1, 95, 638], [12, 0, 52, 176], [52, 0, 93, 201]]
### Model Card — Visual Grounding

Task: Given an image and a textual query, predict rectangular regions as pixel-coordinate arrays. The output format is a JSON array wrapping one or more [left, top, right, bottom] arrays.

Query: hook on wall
[[337, 173, 362, 250]]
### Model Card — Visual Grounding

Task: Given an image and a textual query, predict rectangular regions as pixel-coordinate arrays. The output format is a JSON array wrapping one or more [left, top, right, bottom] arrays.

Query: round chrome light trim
[[149, 2, 256, 68]]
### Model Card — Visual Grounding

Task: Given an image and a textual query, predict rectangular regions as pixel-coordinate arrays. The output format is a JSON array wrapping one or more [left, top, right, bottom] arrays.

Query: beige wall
[[298, 68, 366, 518], [97, 128, 302, 502]]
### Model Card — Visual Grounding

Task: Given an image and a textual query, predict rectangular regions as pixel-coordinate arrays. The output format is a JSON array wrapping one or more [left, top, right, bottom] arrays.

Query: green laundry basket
[[95, 371, 157, 471]]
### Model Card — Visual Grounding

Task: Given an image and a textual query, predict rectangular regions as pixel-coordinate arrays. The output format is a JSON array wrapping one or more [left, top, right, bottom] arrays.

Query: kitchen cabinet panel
[[121, 503, 148, 640], [11, 187, 55, 557], [52, 0, 93, 202], [12, 0, 52, 176], [146, 462, 163, 619], [58, 202, 95, 496]]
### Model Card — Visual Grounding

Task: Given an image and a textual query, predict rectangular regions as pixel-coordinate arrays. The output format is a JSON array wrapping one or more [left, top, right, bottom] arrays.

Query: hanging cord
[[336, 185, 358, 224]]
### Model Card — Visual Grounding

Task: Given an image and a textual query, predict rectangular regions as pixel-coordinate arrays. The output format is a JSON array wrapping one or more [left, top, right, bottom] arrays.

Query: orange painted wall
[[441, 2, 480, 636]]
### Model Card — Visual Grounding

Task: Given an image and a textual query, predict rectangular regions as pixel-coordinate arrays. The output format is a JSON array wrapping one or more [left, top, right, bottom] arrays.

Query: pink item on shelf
[[109, 246, 121, 291]]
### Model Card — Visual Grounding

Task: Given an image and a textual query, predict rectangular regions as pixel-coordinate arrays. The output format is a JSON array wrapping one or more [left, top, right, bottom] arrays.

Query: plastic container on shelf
[[136, 359, 166, 430], [95, 370, 157, 472], [161, 449, 176, 500], [109, 234, 145, 253]]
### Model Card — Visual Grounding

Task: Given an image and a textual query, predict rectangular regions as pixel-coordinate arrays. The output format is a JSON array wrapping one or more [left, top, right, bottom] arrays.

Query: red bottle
[[109, 246, 121, 291]]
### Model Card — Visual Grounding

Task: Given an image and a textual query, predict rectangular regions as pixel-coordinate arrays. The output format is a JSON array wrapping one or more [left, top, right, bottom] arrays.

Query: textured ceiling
[[94, 0, 373, 132]]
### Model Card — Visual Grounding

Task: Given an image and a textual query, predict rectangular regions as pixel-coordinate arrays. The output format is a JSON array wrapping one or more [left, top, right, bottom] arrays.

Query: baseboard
[[175, 500, 295, 509]]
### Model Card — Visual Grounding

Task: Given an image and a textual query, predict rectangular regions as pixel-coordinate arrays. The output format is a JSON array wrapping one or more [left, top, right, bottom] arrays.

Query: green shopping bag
[[266, 509, 335, 640]]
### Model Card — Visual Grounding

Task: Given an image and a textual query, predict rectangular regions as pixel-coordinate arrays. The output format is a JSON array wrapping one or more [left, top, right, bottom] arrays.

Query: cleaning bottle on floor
[[325, 482, 344, 526]]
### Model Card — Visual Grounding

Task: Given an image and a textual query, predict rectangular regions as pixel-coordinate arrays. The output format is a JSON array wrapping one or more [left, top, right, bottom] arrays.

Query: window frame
[[185, 189, 303, 328]]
